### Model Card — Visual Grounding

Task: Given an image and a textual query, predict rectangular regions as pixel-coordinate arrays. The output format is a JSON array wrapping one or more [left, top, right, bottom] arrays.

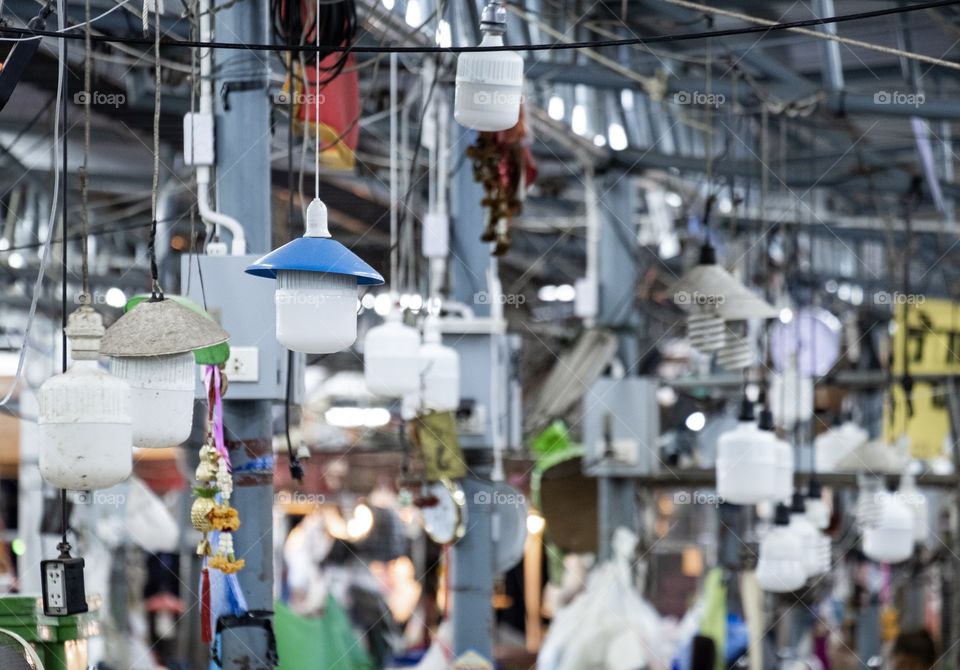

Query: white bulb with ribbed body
[[38, 306, 133, 490], [111, 352, 195, 448], [364, 309, 421, 397], [756, 520, 806, 593], [276, 200, 359, 353], [419, 316, 460, 412], [454, 4, 524, 132], [862, 493, 915, 564], [715, 402, 778, 504]]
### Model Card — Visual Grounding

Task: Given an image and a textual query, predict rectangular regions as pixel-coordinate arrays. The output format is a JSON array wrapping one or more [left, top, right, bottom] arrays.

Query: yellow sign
[[885, 298, 959, 459], [415, 411, 467, 480]]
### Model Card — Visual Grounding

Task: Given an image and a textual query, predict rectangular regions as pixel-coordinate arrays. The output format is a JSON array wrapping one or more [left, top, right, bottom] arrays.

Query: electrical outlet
[[41, 557, 88, 616], [226, 346, 259, 382], [44, 564, 63, 609]]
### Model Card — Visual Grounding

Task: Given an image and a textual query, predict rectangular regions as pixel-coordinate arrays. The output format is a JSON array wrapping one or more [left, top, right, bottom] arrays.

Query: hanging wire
[[313, 0, 321, 201], [3, 0, 957, 61], [147, 1, 163, 299], [78, 0, 92, 302], [57, 0, 71, 559]]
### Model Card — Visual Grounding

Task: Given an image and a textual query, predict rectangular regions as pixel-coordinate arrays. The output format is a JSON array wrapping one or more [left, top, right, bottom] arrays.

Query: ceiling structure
[[0, 0, 958, 375]]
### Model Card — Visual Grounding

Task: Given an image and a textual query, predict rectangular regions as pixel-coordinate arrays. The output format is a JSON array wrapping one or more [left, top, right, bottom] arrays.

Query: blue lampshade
[[246, 198, 383, 283], [243, 198, 384, 353], [245, 238, 384, 284]]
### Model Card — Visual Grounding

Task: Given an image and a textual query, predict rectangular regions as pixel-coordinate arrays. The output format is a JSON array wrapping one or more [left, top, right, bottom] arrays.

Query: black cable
[[285, 349, 303, 481], [58, 30, 71, 559], [3, 0, 957, 53]]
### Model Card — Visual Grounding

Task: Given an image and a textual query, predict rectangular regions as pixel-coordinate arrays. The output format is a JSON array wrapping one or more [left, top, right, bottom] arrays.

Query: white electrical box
[[183, 112, 215, 166]]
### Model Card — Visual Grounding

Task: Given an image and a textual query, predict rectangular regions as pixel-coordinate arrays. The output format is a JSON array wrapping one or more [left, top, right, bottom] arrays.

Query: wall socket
[[225, 346, 260, 382]]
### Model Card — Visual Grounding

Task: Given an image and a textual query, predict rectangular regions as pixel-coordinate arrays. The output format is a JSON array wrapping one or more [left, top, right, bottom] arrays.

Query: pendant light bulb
[[756, 504, 807, 593], [758, 406, 794, 503], [788, 492, 830, 577], [100, 297, 229, 448], [454, 2, 524, 132], [418, 315, 460, 412], [39, 306, 133, 490], [862, 490, 915, 564], [246, 197, 385, 354], [363, 307, 421, 397], [715, 397, 778, 504]]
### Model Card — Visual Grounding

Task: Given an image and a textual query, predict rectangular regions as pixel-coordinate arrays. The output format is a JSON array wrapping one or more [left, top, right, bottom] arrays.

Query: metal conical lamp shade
[[100, 297, 230, 357], [125, 294, 230, 365], [670, 263, 777, 321]]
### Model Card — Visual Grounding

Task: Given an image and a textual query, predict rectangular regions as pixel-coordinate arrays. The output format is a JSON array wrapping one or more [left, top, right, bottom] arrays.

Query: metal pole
[[449, 121, 496, 660], [213, 0, 274, 665]]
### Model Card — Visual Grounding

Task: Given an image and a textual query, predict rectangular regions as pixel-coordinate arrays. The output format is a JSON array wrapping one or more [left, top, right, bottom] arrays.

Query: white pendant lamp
[[419, 315, 460, 412], [671, 240, 776, 354], [805, 479, 831, 531], [454, 1, 524, 132], [756, 504, 807, 593], [100, 294, 229, 448], [758, 406, 794, 503], [788, 493, 830, 577], [862, 491, 915, 564], [363, 308, 421, 397], [715, 398, 778, 505], [38, 306, 133, 490], [246, 199, 385, 353]]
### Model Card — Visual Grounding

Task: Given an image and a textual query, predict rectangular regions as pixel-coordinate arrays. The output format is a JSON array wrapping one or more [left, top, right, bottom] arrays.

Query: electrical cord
[[2, 0, 957, 61]]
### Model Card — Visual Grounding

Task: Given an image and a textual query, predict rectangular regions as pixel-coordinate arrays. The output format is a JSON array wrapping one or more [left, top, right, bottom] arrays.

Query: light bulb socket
[[806, 478, 823, 499], [790, 491, 806, 514], [774, 503, 791, 526], [757, 406, 775, 432], [738, 396, 755, 422], [698, 239, 717, 266], [480, 1, 507, 32]]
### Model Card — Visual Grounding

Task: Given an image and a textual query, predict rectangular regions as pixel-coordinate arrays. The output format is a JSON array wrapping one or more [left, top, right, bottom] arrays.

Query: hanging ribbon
[[205, 365, 230, 466], [201, 567, 213, 644]]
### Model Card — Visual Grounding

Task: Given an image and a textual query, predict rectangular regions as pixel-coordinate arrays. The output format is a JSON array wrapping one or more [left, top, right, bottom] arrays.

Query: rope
[[148, 0, 162, 298], [664, 0, 960, 73]]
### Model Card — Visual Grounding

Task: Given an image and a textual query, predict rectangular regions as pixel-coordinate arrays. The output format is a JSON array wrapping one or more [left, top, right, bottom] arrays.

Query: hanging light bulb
[[715, 326, 755, 370], [788, 492, 830, 578], [715, 397, 778, 504], [453, 1, 524, 132], [363, 307, 421, 397], [246, 198, 385, 353], [898, 469, 928, 544], [805, 479, 831, 531], [672, 239, 777, 354], [100, 293, 230, 448], [756, 504, 806, 593], [862, 490, 915, 564], [757, 406, 794, 503], [39, 305, 133, 490], [418, 315, 460, 412]]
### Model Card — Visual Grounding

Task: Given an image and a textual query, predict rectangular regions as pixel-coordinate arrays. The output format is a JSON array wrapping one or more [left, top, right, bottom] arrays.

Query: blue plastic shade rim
[[245, 236, 385, 285]]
